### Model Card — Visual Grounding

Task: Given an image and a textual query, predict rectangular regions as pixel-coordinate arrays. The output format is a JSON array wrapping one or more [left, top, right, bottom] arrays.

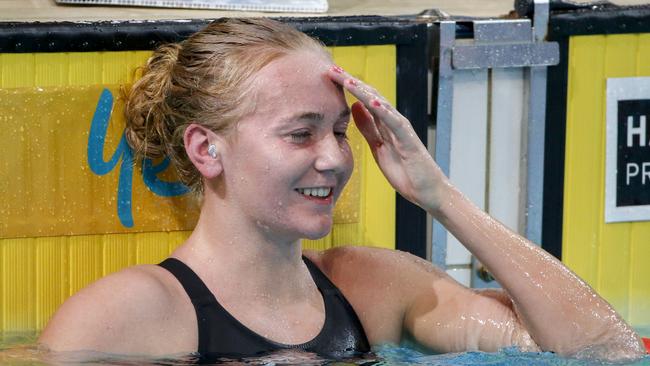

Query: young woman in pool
[[39, 18, 644, 361]]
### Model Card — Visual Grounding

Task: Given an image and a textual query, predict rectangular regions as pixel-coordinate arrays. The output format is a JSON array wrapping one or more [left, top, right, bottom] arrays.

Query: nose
[[313, 134, 352, 174]]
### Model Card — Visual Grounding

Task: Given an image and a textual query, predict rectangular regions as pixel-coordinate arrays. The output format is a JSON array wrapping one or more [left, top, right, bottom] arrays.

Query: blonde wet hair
[[124, 18, 329, 194]]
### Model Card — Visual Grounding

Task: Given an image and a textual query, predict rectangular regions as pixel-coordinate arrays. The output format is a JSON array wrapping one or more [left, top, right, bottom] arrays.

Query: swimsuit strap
[[302, 255, 343, 296], [159, 258, 218, 307], [159, 257, 235, 354]]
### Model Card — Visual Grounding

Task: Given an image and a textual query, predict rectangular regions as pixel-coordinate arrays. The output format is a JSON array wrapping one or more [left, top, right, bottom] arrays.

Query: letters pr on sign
[[606, 77, 650, 223]]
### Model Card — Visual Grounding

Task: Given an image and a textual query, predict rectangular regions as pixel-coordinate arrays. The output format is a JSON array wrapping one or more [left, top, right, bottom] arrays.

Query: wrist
[[424, 179, 457, 219]]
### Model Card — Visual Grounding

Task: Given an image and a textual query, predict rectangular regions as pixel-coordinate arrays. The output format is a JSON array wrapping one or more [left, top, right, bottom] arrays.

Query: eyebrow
[[289, 109, 351, 124]]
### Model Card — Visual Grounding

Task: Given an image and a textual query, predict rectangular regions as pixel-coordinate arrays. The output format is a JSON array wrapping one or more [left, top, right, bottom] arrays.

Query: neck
[[175, 190, 311, 300]]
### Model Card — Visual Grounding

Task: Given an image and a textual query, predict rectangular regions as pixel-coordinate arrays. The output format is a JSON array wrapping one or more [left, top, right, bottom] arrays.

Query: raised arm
[[327, 66, 644, 360]]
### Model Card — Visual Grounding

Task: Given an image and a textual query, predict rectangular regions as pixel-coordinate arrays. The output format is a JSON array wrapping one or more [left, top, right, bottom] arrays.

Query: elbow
[[543, 320, 646, 362], [570, 327, 645, 362]]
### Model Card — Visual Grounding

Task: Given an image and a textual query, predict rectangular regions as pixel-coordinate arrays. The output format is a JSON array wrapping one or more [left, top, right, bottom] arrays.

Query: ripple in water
[[1, 333, 648, 365]]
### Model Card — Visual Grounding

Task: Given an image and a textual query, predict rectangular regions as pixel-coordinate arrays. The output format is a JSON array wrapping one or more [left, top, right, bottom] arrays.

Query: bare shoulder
[[39, 264, 195, 355], [304, 245, 449, 285], [303, 246, 452, 344]]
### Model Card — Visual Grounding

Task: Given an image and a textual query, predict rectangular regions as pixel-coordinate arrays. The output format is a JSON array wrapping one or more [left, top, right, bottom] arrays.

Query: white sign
[[605, 77, 650, 223], [54, 0, 329, 12]]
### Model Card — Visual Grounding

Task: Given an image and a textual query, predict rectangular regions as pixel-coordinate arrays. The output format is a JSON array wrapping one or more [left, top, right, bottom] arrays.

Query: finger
[[343, 78, 381, 107], [357, 100, 394, 144], [328, 66, 383, 102], [327, 65, 347, 86], [351, 101, 383, 149], [365, 98, 417, 144], [370, 107, 398, 146], [339, 78, 412, 140], [328, 66, 416, 144]]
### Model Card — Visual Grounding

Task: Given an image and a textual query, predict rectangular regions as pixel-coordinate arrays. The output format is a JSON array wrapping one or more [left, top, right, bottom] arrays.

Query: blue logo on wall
[[87, 88, 189, 228]]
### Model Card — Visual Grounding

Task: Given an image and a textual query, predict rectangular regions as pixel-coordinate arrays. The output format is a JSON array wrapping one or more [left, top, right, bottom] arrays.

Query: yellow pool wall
[[0, 45, 397, 333]]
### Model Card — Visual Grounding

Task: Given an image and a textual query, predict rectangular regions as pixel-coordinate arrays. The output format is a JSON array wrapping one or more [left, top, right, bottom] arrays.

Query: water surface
[[2, 332, 649, 365]]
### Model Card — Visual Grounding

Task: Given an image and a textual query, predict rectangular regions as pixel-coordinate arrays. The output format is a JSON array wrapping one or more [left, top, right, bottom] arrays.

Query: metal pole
[[431, 21, 455, 268], [525, 0, 550, 245]]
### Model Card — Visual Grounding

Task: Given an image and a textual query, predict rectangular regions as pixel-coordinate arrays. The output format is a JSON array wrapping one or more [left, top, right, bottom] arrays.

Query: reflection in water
[[1, 332, 649, 365], [0, 333, 377, 365]]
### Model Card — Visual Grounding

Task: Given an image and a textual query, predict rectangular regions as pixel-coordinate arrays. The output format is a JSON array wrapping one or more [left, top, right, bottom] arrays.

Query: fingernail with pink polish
[[332, 65, 344, 73]]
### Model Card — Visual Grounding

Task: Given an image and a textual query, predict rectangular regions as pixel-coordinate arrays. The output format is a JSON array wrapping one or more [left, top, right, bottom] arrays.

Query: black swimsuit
[[158, 257, 370, 360]]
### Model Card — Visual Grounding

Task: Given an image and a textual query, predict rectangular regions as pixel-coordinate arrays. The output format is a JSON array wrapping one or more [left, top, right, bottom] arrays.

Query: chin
[[303, 231, 331, 241], [300, 220, 333, 240]]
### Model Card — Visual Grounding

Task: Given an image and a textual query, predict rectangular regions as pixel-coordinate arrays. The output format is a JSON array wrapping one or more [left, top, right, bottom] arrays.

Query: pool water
[[2, 332, 649, 365]]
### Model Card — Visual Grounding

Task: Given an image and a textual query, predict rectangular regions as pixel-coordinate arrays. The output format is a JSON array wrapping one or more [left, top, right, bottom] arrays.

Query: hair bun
[[124, 43, 182, 161]]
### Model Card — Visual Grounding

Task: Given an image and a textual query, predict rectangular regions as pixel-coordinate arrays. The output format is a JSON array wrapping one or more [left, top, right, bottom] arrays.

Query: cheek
[[236, 139, 282, 173], [341, 142, 355, 180]]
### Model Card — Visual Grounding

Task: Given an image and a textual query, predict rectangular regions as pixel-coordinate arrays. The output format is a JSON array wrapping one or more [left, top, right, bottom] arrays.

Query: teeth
[[297, 187, 331, 198]]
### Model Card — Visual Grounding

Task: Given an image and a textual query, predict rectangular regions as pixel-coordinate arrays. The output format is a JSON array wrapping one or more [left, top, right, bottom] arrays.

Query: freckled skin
[[218, 51, 353, 242], [38, 51, 644, 363]]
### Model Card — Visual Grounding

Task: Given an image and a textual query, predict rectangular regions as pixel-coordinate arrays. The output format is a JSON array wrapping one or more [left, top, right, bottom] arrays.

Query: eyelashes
[[290, 131, 312, 144], [289, 130, 348, 144], [334, 131, 349, 140]]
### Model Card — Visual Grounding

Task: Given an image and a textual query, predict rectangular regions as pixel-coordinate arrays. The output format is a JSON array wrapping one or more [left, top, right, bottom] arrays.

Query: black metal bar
[[549, 6, 650, 37], [541, 36, 569, 261], [395, 23, 429, 259], [0, 16, 426, 53]]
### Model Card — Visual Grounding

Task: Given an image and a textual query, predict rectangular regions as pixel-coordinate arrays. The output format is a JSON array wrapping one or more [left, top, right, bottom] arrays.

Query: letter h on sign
[[617, 100, 650, 207], [627, 115, 647, 147]]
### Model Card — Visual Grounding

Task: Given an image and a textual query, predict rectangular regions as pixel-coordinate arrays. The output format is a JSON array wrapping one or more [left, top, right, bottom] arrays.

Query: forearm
[[430, 184, 644, 357]]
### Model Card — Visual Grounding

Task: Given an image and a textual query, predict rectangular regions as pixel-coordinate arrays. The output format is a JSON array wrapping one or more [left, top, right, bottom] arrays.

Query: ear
[[184, 123, 224, 179]]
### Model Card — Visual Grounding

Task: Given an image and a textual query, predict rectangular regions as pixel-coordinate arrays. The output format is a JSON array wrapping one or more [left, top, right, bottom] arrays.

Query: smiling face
[[220, 50, 353, 242]]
